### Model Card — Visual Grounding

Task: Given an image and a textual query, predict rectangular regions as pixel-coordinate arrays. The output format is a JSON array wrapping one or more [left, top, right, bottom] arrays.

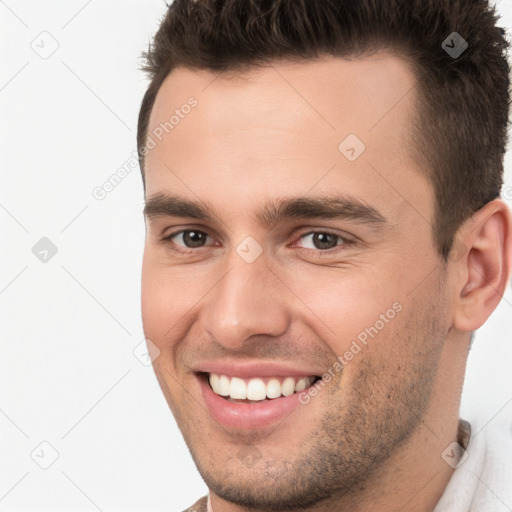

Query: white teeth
[[209, 373, 220, 394], [294, 377, 307, 392], [246, 378, 267, 400], [281, 377, 295, 397], [208, 373, 317, 401], [218, 375, 230, 396], [266, 378, 282, 399], [230, 377, 247, 399]]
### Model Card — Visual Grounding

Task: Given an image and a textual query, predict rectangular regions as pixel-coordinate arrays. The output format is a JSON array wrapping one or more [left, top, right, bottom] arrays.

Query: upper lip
[[192, 360, 323, 379]]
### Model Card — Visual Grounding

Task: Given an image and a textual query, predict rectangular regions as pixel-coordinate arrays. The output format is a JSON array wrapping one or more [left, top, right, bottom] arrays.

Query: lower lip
[[198, 374, 309, 430]]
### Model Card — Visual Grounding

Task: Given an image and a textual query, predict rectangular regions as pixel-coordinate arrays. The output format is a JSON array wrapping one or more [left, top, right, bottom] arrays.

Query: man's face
[[141, 54, 452, 508]]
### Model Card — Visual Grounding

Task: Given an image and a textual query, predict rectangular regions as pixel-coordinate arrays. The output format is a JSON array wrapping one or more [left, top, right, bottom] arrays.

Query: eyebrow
[[143, 193, 388, 229]]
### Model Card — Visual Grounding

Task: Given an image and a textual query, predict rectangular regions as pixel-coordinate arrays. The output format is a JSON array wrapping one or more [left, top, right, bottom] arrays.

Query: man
[[137, 0, 512, 510]]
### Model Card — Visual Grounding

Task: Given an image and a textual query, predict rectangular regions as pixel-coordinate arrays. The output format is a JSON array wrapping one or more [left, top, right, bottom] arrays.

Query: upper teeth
[[208, 373, 316, 401]]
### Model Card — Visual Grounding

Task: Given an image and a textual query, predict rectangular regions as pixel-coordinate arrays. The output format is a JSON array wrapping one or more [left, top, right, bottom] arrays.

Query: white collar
[[434, 419, 512, 511]]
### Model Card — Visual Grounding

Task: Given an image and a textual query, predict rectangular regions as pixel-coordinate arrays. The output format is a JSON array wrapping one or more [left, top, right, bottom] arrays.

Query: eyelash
[[160, 229, 354, 256]]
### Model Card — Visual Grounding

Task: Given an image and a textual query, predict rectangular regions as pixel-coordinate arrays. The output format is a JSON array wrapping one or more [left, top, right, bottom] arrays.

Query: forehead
[[149, 52, 416, 124], [148, 53, 417, 138], [144, 53, 432, 225]]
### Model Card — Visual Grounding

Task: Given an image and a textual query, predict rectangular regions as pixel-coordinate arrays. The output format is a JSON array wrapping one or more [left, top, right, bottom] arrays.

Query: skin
[[140, 53, 512, 511]]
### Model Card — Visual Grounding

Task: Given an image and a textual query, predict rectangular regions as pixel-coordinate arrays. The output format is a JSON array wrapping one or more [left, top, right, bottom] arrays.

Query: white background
[[1, 1, 511, 510]]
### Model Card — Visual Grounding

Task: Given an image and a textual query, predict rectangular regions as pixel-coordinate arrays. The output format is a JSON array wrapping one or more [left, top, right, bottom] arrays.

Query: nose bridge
[[202, 249, 290, 348]]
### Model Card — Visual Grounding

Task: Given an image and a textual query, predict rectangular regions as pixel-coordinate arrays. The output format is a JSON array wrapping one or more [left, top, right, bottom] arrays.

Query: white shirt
[[434, 418, 512, 511]]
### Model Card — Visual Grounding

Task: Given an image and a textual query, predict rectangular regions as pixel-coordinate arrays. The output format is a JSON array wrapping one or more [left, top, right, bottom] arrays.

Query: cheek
[[140, 254, 213, 348], [290, 267, 404, 353], [140, 255, 184, 347], [141, 259, 165, 337]]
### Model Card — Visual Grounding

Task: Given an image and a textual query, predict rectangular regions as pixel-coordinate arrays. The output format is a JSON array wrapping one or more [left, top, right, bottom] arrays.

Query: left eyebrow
[[143, 192, 389, 230], [256, 195, 388, 229]]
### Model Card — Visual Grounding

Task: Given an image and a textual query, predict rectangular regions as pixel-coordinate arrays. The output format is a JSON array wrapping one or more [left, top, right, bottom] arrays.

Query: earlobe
[[452, 199, 512, 333]]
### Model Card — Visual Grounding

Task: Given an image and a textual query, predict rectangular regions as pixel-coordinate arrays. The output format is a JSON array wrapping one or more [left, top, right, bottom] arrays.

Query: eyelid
[[162, 227, 356, 256]]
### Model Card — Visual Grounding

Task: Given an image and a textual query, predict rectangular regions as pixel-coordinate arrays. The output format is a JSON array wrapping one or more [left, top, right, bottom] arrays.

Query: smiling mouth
[[200, 372, 322, 403]]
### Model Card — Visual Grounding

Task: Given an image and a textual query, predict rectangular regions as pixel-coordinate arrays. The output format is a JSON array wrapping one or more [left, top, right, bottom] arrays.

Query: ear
[[452, 199, 512, 332]]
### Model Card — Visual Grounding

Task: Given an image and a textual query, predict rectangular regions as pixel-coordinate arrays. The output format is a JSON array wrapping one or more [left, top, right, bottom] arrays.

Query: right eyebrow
[[144, 193, 217, 223]]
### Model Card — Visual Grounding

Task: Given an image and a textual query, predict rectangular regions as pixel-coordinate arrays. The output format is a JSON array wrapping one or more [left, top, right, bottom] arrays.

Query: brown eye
[[299, 232, 344, 251], [163, 229, 214, 251], [179, 230, 208, 248]]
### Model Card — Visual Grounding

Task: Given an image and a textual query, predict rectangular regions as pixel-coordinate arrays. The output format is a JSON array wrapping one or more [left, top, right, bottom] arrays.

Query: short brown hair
[[137, 0, 510, 260]]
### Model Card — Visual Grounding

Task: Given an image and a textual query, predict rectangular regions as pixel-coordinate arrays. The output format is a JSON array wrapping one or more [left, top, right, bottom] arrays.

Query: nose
[[200, 251, 291, 350]]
